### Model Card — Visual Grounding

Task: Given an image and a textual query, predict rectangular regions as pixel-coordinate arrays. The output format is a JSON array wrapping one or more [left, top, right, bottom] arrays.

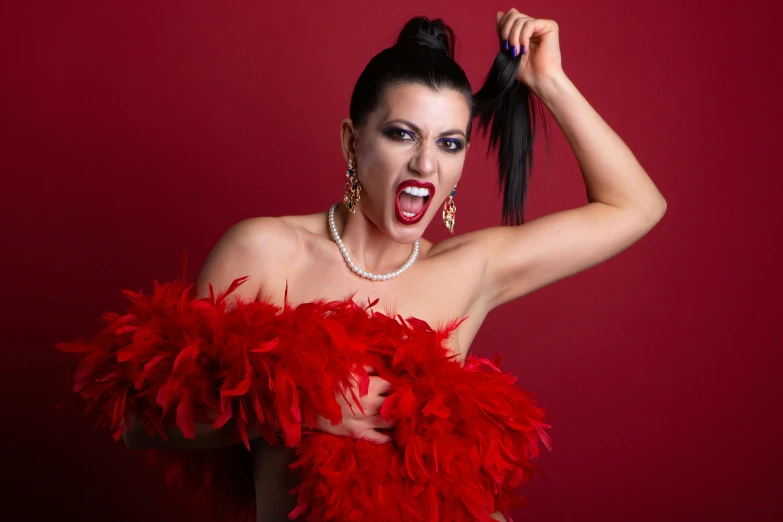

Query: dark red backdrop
[[2, 1, 780, 521]]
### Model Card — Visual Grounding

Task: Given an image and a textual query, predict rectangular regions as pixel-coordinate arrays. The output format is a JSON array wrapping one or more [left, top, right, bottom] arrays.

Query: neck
[[331, 203, 416, 274]]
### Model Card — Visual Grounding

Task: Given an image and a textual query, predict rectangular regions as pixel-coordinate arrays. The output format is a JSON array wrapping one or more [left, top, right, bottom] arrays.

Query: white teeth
[[401, 211, 416, 217], [402, 186, 430, 197]]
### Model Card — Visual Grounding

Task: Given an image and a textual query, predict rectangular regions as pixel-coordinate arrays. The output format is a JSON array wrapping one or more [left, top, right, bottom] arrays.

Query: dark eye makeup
[[383, 127, 414, 141], [381, 127, 465, 153], [438, 138, 464, 152]]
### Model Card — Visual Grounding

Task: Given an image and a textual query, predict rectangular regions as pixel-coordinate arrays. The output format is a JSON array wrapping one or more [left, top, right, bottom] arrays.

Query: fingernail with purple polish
[[512, 45, 518, 57], [502, 40, 509, 51], [520, 45, 526, 55]]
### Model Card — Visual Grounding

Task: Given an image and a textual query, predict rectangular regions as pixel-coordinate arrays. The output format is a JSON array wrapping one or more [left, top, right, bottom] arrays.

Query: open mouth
[[395, 182, 435, 225], [398, 192, 430, 217]]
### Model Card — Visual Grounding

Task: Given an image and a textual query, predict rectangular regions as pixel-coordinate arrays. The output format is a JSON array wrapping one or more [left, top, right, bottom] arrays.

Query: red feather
[[57, 272, 553, 521]]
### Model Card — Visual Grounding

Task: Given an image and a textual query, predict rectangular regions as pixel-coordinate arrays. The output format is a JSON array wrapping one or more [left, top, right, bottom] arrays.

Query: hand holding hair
[[496, 8, 565, 92]]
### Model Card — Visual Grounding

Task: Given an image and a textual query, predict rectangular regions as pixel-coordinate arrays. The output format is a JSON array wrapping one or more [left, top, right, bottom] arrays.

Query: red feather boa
[[56, 274, 552, 521]]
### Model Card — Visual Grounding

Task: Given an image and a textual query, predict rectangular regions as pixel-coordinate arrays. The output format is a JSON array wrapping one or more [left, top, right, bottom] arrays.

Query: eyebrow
[[383, 119, 466, 139]]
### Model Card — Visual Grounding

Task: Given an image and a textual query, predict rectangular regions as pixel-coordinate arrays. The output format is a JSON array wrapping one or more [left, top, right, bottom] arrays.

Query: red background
[[2, 1, 781, 520]]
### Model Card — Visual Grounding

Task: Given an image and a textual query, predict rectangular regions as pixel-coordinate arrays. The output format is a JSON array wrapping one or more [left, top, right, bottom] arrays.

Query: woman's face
[[346, 83, 471, 243]]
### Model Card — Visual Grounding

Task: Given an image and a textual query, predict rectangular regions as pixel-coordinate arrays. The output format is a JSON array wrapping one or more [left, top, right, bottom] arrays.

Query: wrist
[[531, 71, 574, 106]]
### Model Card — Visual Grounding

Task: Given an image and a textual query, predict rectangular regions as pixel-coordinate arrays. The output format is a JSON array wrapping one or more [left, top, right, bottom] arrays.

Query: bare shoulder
[[195, 216, 303, 303], [424, 230, 493, 313], [427, 229, 468, 252], [276, 211, 329, 238], [426, 229, 489, 269], [215, 215, 303, 262]]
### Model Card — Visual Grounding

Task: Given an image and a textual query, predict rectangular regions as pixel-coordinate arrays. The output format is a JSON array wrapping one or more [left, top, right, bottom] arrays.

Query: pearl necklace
[[328, 203, 419, 281]]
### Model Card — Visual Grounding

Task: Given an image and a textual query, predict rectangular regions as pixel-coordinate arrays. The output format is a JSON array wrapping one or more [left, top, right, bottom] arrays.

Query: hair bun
[[395, 17, 455, 58]]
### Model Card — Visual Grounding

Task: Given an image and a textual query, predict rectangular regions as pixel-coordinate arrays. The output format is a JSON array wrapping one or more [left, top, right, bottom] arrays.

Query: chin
[[361, 198, 433, 243], [387, 213, 433, 243]]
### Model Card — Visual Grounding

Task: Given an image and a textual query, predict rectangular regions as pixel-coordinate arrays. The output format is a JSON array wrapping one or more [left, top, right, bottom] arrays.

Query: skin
[[137, 9, 667, 521], [204, 83, 495, 521]]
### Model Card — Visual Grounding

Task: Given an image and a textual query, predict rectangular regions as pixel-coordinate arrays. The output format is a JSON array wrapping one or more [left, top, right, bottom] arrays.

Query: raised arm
[[468, 12, 666, 311]]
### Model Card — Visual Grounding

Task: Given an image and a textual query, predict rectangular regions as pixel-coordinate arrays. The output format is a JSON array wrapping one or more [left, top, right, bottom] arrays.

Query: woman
[[62, 8, 666, 522]]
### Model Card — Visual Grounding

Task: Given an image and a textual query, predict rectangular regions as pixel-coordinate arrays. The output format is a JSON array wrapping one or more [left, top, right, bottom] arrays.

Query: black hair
[[349, 16, 550, 225]]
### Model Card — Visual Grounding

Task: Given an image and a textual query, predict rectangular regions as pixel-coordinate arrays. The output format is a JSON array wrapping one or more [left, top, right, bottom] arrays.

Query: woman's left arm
[[490, 510, 508, 522], [472, 9, 667, 310]]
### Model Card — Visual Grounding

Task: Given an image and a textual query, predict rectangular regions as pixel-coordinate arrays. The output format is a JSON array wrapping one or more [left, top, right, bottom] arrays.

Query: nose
[[409, 141, 437, 178]]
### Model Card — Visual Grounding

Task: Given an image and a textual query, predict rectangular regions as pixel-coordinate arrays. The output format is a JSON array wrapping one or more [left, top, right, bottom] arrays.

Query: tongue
[[399, 192, 425, 214]]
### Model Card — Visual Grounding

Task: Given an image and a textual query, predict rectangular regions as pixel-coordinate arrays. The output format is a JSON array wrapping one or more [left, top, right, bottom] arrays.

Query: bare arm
[[469, 73, 667, 310], [122, 217, 290, 450]]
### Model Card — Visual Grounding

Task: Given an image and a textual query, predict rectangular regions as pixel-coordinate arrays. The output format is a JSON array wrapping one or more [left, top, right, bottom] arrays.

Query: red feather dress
[[56, 272, 552, 522]]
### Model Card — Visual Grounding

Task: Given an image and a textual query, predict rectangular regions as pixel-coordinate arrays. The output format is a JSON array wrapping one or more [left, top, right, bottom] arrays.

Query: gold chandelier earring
[[343, 158, 361, 213], [443, 186, 457, 233]]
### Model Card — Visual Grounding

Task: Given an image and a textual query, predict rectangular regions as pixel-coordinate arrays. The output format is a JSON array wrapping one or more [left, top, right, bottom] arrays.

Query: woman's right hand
[[316, 366, 395, 444]]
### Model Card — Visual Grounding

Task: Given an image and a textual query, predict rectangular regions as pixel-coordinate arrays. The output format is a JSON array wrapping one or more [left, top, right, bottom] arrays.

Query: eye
[[385, 128, 414, 141], [438, 138, 464, 153]]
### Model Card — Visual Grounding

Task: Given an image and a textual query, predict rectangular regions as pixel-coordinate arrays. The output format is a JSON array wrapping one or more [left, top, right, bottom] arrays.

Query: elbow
[[639, 195, 667, 225], [622, 197, 666, 233], [655, 191, 668, 215], [651, 197, 667, 222]]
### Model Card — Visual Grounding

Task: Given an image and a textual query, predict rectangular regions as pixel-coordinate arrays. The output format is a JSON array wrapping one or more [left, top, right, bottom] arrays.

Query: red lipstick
[[395, 180, 435, 226]]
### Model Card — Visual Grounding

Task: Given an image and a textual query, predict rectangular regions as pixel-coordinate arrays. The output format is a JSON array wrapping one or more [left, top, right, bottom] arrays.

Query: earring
[[443, 186, 456, 233], [343, 158, 361, 213]]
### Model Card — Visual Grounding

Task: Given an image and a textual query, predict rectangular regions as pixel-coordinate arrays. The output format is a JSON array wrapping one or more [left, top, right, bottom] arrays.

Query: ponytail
[[473, 53, 550, 225]]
